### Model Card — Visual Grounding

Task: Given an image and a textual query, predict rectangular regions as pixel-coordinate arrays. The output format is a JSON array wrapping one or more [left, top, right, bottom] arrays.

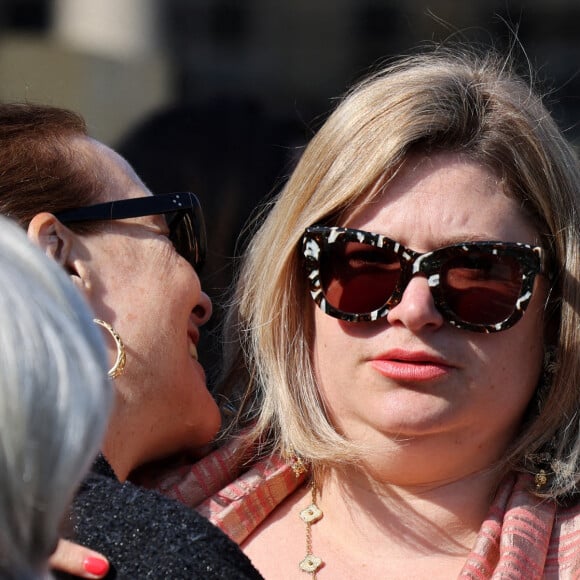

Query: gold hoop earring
[[93, 319, 126, 378]]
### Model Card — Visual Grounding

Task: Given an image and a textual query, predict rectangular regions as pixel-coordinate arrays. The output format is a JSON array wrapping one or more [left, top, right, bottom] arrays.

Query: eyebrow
[[434, 234, 510, 246], [438, 233, 541, 246], [338, 223, 538, 250]]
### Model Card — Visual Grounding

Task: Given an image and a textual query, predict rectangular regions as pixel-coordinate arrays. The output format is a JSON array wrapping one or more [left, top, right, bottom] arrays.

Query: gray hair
[[0, 216, 112, 578]]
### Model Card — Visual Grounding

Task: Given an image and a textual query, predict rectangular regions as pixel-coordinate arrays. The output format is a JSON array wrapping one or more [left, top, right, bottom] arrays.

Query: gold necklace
[[299, 481, 324, 576]]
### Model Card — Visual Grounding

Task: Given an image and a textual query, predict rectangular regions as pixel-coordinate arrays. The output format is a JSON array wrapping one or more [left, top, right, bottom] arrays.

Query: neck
[[316, 463, 500, 556], [100, 402, 149, 482], [101, 436, 131, 482]]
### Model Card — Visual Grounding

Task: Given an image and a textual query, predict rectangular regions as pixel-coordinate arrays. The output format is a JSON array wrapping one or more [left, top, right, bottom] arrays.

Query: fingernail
[[83, 556, 109, 577]]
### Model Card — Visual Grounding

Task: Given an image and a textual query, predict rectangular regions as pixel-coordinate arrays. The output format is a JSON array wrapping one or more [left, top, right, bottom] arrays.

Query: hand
[[49, 539, 110, 578]]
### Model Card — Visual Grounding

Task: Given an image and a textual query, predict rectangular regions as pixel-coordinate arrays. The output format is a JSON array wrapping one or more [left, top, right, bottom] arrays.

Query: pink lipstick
[[370, 349, 452, 382]]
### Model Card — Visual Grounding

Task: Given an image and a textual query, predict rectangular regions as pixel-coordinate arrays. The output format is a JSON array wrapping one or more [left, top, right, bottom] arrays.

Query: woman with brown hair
[[0, 103, 261, 579]]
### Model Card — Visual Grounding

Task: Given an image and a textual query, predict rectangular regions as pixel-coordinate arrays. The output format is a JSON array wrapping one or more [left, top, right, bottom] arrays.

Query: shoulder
[[553, 497, 580, 541], [545, 497, 580, 578], [62, 456, 263, 580]]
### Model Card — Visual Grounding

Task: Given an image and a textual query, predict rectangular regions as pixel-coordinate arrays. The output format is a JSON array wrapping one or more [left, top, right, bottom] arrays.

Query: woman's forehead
[[73, 135, 151, 203], [341, 152, 539, 249]]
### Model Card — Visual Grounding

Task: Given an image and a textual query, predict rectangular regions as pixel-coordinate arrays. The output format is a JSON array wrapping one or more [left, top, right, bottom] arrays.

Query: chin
[[187, 401, 222, 448]]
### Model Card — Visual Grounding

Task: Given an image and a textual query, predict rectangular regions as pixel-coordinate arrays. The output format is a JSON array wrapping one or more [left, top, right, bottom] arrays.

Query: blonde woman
[[153, 46, 580, 578]]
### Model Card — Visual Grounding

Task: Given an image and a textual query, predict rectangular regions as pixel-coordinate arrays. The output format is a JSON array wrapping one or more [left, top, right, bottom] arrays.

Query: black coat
[[55, 455, 263, 579]]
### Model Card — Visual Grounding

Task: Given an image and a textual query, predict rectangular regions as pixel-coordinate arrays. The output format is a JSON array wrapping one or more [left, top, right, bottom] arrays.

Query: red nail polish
[[83, 556, 109, 577]]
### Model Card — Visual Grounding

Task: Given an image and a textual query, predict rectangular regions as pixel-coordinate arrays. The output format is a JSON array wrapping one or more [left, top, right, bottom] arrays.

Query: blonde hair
[[221, 46, 580, 500]]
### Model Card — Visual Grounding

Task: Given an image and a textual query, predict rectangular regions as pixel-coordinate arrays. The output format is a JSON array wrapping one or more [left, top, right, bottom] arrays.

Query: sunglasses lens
[[167, 211, 200, 271], [319, 241, 400, 314], [441, 253, 523, 325]]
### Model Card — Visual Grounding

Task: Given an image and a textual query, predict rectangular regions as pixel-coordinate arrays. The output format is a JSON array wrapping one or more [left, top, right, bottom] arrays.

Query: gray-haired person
[[0, 215, 112, 579]]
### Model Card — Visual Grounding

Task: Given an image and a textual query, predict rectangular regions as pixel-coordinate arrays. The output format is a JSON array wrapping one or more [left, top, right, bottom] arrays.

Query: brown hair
[[0, 103, 99, 227]]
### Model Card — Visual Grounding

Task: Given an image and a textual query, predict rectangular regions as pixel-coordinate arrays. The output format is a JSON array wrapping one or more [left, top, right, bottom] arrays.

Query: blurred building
[[0, 0, 577, 145]]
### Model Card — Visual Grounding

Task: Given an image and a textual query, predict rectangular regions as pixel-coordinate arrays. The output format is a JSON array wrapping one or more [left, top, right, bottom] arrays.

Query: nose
[[386, 276, 444, 332], [192, 291, 213, 326]]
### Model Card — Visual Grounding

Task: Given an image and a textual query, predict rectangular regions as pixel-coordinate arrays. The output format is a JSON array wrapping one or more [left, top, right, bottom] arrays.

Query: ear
[[27, 212, 77, 274]]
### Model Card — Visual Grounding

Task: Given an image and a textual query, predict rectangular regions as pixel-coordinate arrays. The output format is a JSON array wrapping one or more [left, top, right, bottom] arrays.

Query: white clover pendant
[[299, 486, 324, 576], [300, 503, 323, 524], [299, 554, 323, 574]]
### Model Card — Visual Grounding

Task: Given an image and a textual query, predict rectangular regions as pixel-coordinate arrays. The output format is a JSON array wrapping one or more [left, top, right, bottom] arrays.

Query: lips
[[188, 339, 198, 361], [370, 349, 453, 382], [187, 322, 200, 361]]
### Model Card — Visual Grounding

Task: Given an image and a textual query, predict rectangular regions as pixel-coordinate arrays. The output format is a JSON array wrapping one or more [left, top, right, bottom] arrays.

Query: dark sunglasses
[[302, 226, 549, 333], [55, 192, 206, 272]]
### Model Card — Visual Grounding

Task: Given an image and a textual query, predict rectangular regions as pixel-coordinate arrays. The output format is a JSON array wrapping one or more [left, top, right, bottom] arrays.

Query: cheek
[[312, 310, 341, 376], [311, 312, 360, 409], [482, 306, 545, 404], [312, 314, 338, 401], [491, 338, 542, 393]]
